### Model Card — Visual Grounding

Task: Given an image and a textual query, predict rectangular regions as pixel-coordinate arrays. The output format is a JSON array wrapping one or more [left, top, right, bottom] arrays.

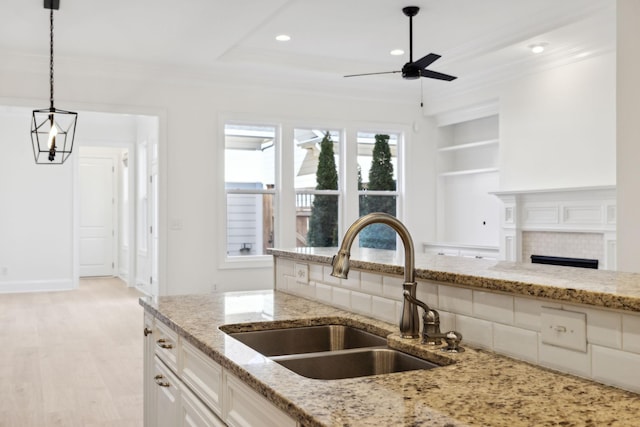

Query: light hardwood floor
[[0, 278, 144, 427]]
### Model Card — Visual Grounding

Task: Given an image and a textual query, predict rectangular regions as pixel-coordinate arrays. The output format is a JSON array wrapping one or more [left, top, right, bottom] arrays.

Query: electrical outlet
[[541, 307, 587, 352], [295, 263, 309, 284]]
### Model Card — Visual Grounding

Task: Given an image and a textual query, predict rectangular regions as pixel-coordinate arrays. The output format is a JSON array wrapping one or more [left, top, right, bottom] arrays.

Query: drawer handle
[[144, 327, 153, 336], [156, 338, 174, 349], [154, 374, 170, 388]]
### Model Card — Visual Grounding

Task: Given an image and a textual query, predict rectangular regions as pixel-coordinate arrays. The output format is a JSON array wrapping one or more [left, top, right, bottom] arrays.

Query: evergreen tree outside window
[[358, 132, 399, 250], [293, 129, 340, 247]]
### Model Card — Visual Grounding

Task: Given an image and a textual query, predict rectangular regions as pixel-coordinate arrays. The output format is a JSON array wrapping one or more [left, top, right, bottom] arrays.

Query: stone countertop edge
[[140, 291, 640, 427], [268, 247, 640, 313]]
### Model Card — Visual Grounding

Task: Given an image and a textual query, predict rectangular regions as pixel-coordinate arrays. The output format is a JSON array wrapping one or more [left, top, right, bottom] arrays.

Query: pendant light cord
[[49, 8, 54, 111]]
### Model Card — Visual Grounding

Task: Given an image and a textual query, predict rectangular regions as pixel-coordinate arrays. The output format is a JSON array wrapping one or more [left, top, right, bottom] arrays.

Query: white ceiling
[[0, 0, 616, 105]]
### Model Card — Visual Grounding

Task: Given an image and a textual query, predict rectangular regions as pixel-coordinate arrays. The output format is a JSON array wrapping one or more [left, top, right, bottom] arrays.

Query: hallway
[[0, 278, 144, 426]]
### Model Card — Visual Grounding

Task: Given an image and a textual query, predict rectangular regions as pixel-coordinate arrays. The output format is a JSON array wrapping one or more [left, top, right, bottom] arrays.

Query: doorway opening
[[76, 112, 159, 297]]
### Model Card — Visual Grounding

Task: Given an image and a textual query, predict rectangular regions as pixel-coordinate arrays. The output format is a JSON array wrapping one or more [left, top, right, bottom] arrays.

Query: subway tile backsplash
[[276, 257, 640, 394]]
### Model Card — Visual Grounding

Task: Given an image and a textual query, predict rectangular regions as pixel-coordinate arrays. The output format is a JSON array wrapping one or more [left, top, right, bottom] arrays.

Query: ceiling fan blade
[[413, 53, 441, 69], [344, 70, 401, 78], [420, 69, 457, 81]]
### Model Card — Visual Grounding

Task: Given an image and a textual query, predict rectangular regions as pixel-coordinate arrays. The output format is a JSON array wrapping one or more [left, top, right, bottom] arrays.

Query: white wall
[[499, 53, 616, 190], [0, 53, 429, 295], [0, 107, 75, 292]]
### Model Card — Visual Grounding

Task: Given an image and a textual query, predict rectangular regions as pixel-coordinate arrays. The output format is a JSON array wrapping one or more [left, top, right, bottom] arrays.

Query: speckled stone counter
[[141, 291, 640, 427], [269, 247, 640, 313]]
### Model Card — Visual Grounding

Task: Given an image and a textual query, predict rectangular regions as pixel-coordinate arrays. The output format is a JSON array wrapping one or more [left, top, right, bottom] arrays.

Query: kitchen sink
[[227, 324, 387, 357], [272, 348, 440, 380], [224, 323, 443, 379]]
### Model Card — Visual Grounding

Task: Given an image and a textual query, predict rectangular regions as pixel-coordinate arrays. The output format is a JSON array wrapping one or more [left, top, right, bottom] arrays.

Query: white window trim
[[218, 114, 410, 270]]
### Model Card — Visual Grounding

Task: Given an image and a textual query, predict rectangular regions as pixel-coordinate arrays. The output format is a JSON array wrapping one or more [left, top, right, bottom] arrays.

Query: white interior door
[[79, 157, 115, 277]]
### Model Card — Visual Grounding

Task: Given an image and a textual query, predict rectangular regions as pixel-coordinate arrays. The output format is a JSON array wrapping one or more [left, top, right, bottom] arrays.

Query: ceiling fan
[[345, 6, 457, 81]]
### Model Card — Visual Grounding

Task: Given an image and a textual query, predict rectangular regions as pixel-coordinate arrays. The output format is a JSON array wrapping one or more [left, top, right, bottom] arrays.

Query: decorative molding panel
[[563, 205, 603, 224], [524, 206, 559, 225]]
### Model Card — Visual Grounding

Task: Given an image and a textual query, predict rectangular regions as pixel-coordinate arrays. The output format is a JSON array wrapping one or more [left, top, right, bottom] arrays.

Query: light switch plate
[[295, 263, 309, 284], [541, 307, 587, 352]]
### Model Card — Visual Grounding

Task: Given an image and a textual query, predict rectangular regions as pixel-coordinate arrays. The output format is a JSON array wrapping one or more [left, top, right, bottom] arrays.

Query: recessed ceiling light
[[275, 34, 291, 42], [529, 43, 547, 54], [390, 49, 404, 56]]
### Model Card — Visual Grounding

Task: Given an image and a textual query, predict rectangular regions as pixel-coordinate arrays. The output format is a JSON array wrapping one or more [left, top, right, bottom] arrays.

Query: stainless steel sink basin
[[272, 348, 440, 380], [228, 324, 387, 356]]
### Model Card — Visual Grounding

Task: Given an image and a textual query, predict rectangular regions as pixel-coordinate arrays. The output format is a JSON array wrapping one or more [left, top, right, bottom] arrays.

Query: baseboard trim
[[0, 279, 75, 294]]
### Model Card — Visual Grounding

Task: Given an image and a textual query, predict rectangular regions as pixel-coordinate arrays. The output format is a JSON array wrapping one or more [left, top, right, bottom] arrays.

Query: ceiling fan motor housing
[[401, 63, 421, 79]]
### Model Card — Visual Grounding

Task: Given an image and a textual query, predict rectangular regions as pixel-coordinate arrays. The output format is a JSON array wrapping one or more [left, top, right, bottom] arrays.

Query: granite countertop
[[141, 291, 640, 427], [269, 247, 640, 313]]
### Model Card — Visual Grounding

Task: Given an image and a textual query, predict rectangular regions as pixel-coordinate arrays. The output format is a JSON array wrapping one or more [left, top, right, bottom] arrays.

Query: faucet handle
[[441, 331, 464, 353]]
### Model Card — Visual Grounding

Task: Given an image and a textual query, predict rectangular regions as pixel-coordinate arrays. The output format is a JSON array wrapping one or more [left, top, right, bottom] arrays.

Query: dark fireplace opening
[[531, 255, 598, 269]]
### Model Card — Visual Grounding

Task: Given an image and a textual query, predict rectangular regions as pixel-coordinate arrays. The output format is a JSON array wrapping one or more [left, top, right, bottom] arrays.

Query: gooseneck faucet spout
[[330, 213, 420, 338]]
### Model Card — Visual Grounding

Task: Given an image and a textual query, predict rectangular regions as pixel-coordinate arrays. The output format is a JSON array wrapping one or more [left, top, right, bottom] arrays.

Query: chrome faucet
[[330, 212, 420, 338]]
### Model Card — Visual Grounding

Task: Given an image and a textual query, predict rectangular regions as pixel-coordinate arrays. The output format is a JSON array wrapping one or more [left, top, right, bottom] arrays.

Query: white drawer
[[154, 320, 179, 373], [181, 339, 224, 417], [223, 373, 297, 427]]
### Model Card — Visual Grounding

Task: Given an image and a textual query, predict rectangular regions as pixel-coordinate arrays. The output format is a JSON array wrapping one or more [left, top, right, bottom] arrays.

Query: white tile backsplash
[[350, 291, 372, 315], [493, 324, 538, 363], [382, 275, 404, 301], [315, 282, 332, 304], [439, 286, 473, 315], [309, 264, 323, 282], [473, 291, 514, 324], [360, 272, 383, 296], [514, 297, 561, 331], [456, 315, 493, 349], [332, 287, 351, 309], [372, 296, 397, 323], [539, 338, 591, 378], [564, 304, 622, 349], [322, 266, 342, 286], [416, 281, 438, 308], [275, 258, 640, 393], [592, 345, 640, 392]]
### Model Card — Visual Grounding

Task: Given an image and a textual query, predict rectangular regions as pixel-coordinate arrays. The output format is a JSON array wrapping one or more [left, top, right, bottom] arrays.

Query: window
[[293, 128, 341, 247], [224, 124, 276, 257], [357, 131, 400, 250]]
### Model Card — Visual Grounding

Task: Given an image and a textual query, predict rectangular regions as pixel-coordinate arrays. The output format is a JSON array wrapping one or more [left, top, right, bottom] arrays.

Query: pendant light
[[31, 0, 77, 165]]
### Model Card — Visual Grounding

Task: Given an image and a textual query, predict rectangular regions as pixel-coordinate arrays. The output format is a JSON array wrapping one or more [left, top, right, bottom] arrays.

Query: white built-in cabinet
[[143, 313, 298, 427], [435, 108, 501, 249]]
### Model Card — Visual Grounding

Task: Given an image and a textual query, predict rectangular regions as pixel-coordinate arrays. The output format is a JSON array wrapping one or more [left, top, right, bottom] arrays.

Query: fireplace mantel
[[491, 186, 616, 269]]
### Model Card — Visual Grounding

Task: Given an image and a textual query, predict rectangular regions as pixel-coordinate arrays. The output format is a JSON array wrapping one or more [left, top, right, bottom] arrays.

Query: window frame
[[218, 115, 408, 270]]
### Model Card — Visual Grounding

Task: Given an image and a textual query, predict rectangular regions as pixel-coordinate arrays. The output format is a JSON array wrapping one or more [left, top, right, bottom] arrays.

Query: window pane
[[357, 132, 399, 250], [358, 195, 397, 250], [225, 124, 276, 257], [357, 132, 398, 190], [225, 124, 275, 189], [226, 192, 274, 256], [294, 128, 340, 248], [294, 129, 340, 190]]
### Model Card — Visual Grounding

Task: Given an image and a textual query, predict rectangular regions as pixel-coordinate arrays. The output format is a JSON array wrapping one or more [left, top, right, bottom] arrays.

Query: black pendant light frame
[[31, 0, 77, 165]]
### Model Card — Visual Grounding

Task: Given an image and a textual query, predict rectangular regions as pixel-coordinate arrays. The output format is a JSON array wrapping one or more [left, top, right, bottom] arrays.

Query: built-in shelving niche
[[435, 106, 500, 249]]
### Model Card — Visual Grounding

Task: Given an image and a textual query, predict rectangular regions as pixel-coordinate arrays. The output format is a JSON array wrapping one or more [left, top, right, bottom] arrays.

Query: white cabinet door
[[143, 314, 156, 427], [181, 383, 226, 427], [224, 373, 297, 427], [153, 356, 180, 427]]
